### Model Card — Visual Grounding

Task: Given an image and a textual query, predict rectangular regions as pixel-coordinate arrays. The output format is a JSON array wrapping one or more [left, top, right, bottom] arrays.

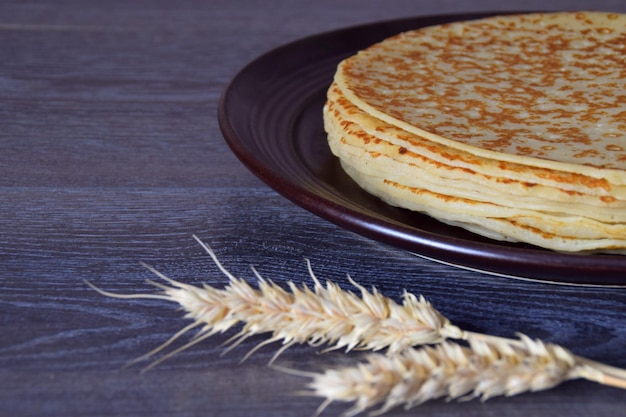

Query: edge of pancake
[[327, 82, 626, 200], [340, 161, 626, 252], [325, 101, 626, 224]]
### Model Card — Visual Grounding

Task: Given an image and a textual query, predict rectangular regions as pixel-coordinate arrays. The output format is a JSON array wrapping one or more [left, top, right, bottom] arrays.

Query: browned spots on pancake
[[338, 12, 626, 172], [385, 179, 484, 206], [508, 219, 564, 240]]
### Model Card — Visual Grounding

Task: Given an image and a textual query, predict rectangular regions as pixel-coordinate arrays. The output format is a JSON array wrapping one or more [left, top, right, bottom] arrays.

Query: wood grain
[[1, 1, 625, 416]]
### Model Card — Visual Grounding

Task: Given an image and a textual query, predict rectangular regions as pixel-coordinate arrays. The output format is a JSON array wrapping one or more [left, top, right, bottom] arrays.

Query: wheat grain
[[86, 235, 626, 409], [86, 235, 463, 369], [304, 334, 602, 417]]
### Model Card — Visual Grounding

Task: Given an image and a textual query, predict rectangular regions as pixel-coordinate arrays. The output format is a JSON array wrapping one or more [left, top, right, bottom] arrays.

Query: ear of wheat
[[303, 334, 601, 417], [85, 235, 463, 370], [86, 235, 626, 415]]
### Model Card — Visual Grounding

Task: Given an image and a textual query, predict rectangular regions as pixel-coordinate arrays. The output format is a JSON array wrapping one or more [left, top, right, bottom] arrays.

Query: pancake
[[341, 161, 626, 252], [335, 12, 626, 183], [325, 92, 626, 229], [324, 12, 626, 252], [327, 82, 626, 201]]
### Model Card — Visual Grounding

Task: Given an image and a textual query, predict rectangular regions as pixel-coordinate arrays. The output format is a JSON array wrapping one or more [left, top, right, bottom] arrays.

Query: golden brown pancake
[[325, 12, 626, 252], [336, 12, 626, 182]]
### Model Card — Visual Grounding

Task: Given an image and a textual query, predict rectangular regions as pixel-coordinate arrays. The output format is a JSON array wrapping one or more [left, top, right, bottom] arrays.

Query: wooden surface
[[1, 1, 625, 416]]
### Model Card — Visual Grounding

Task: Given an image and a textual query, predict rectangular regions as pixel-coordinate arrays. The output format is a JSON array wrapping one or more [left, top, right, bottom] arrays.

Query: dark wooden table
[[2, 1, 625, 416]]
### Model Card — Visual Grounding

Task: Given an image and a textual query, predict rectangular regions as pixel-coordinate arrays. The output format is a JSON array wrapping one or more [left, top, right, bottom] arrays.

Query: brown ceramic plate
[[218, 12, 626, 286]]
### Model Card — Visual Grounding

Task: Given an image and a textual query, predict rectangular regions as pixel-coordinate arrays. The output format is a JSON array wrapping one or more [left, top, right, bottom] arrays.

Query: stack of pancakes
[[324, 11, 626, 253]]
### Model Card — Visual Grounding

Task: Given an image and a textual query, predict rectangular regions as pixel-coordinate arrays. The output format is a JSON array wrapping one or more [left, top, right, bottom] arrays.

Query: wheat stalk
[[85, 235, 463, 370], [301, 334, 607, 417], [86, 235, 626, 412]]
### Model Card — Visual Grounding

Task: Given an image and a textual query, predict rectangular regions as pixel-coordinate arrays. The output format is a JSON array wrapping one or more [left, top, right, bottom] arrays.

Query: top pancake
[[335, 12, 626, 184]]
